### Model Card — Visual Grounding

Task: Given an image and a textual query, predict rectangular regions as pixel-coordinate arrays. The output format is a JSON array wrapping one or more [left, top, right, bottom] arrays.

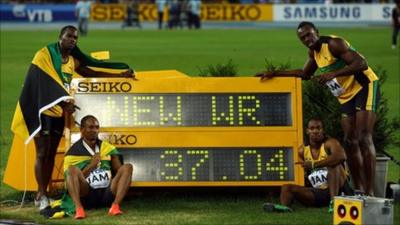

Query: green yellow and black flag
[[11, 44, 72, 144], [11, 43, 131, 144]]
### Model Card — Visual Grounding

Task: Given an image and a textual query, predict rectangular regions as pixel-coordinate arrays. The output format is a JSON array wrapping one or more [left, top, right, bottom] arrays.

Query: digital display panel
[[74, 93, 292, 127], [65, 75, 305, 187], [120, 147, 293, 182], [3, 75, 304, 191]]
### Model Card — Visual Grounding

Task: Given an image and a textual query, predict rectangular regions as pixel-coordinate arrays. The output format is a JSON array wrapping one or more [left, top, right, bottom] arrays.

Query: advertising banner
[[199, 4, 273, 21], [90, 3, 273, 22], [0, 4, 75, 22], [273, 4, 394, 22], [0, 3, 394, 23], [91, 3, 126, 21]]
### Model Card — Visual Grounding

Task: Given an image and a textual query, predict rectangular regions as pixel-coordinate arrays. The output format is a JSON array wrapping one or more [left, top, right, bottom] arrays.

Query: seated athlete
[[263, 118, 352, 213], [63, 115, 133, 219]]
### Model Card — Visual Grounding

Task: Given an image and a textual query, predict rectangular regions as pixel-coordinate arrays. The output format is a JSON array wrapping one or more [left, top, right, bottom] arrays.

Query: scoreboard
[[68, 70, 304, 187], [72, 93, 291, 127]]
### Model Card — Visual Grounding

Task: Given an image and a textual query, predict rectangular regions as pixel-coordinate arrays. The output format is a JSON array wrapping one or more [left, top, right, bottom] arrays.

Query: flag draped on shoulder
[[70, 45, 130, 71], [63, 139, 118, 173], [11, 43, 131, 144], [11, 44, 72, 144]]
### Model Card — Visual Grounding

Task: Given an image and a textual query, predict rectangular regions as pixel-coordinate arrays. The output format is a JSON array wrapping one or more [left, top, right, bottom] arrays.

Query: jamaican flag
[[42, 139, 119, 218], [11, 43, 131, 144], [63, 139, 118, 173]]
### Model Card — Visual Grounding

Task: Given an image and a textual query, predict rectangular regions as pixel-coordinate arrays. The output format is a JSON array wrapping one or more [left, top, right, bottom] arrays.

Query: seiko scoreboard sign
[[68, 70, 305, 187]]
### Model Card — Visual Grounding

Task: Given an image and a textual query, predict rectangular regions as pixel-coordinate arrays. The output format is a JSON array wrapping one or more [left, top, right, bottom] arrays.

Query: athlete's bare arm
[[314, 138, 346, 168], [256, 49, 318, 80], [316, 38, 368, 84]]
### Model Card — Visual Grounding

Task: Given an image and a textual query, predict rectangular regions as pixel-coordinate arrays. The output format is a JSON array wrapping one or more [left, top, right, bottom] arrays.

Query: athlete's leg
[[355, 110, 377, 196], [327, 165, 346, 200], [34, 135, 61, 196], [78, 18, 84, 34], [280, 184, 315, 207], [45, 133, 62, 190], [341, 116, 365, 192], [34, 135, 51, 199], [110, 164, 133, 205], [66, 165, 90, 209], [158, 12, 163, 29], [83, 18, 89, 36], [392, 26, 399, 47]]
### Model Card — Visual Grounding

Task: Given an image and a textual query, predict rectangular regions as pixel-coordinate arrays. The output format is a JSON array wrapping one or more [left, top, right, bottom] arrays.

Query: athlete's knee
[[121, 163, 133, 175], [358, 132, 374, 148], [35, 148, 55, 162], [343, 136, 359, 153], [67, 166, 81, 177], [282, 184, 299, 194]]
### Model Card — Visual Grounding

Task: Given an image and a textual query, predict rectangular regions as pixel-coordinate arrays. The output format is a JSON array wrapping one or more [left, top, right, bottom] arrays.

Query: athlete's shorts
[[311, 188, 330, 207], [38, 114, 65, 136], [81, 187, 115, 209], [311, 180, 353, 207], [340, 80, 380, 117]]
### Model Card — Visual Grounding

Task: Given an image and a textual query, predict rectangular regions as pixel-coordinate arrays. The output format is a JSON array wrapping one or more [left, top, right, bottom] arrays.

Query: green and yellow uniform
[[43, 55, 75, 117], [303, 143, 349, 207], [314, 36, 380, 115]]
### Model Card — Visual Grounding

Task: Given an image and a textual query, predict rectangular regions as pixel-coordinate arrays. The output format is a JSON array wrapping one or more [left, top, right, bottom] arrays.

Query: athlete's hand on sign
[[315, 72, 335, 84], [120, 69, 138, 80], [255, 71, 275, 81], [60, 101, 76, 115]]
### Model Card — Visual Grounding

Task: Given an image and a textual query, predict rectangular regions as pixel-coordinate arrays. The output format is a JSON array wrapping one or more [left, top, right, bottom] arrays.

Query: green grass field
[[0, 27, 399, 224]]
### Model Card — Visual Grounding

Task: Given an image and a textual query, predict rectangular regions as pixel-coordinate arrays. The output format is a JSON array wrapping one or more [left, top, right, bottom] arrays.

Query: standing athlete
[[12, 25, 134, 211], [256, 21, 380, 196]]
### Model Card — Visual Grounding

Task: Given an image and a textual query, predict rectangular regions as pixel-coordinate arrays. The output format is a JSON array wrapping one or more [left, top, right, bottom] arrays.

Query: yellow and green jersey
[[304, 143, 347, 189], [314, 36, 378, 104], [43, 54, 75, 117]]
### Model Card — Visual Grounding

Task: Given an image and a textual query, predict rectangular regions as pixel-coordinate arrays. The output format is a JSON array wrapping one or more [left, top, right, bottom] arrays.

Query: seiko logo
[[77, 82, 132, 93], [107, 134, 137, 146]]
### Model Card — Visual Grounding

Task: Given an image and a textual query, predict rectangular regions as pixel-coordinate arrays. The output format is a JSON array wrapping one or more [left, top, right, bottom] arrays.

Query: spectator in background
[[156, 0, 167, 30], [122, 0, 142, 29], [392, 0, 400, 49], [187, 0, 201, 29], [75, 0, 92, 36], [168, 0, 182, 29]]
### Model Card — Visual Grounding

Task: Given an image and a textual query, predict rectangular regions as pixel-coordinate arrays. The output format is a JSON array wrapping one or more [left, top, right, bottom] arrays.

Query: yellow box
[[333, 196, 393, 225]]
